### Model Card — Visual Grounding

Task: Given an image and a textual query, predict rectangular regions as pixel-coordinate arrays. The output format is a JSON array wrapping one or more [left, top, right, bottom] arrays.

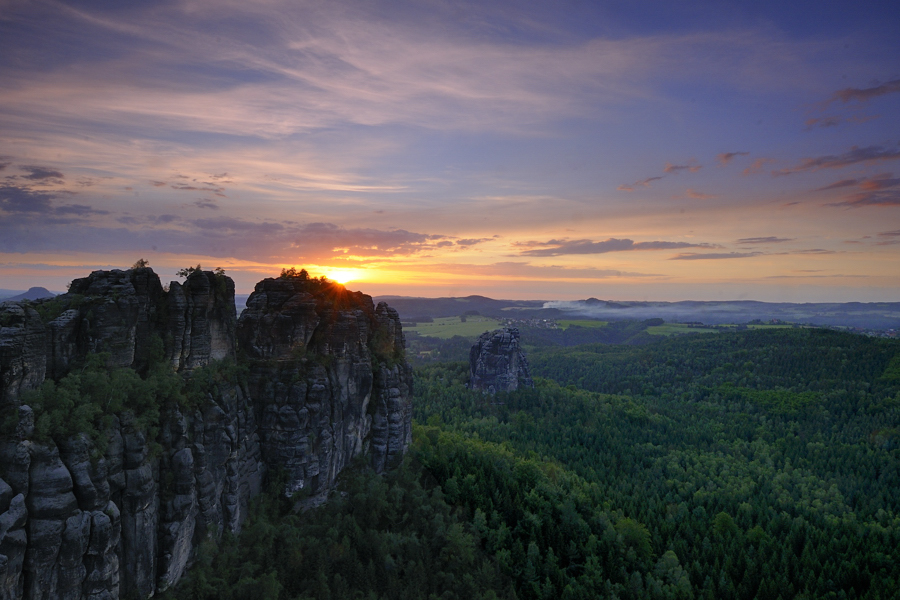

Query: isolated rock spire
[[469, 327, 534, 393]]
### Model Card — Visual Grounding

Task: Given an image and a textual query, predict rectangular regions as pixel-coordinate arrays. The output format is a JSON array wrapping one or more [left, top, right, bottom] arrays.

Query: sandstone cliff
[[469, 327, 534, 393], [0, 268, 412, 600]]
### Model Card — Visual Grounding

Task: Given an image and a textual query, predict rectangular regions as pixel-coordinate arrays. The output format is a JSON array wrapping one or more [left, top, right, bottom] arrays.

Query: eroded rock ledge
[[0, 268, 412, 600]]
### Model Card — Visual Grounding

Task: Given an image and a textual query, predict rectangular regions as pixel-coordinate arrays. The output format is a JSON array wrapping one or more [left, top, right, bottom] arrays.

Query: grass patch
[[557, 319, 608, 329], [406, 316, 501, 339], [646, 323, 719, 336]]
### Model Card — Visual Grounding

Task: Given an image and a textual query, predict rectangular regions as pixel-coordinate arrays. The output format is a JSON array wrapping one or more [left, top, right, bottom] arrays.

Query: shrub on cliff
[[5, 338, 244, 454]]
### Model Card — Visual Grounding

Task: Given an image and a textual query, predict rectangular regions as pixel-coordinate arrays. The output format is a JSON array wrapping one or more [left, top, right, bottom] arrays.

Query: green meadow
[[405, 316, 502, 339]]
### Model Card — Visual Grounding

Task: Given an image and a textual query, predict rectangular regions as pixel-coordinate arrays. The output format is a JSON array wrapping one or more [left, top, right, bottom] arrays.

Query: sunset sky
[[1, 0, 899, 301]]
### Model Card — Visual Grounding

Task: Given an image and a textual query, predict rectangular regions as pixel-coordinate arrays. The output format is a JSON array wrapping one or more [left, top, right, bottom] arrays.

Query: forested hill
[[165, 327, 900, 600], [528, 327, 900, 401], [411, 328, 900, 599]]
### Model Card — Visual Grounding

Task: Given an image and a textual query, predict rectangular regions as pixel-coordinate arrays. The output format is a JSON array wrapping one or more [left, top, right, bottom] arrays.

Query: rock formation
[[469, 327, 534, 393], [237, 276, 412, 496], [0, 267, 412, 599]]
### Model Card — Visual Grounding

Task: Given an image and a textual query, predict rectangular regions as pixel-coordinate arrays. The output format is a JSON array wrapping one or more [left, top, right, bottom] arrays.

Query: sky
[[1, 0, 899, 301]]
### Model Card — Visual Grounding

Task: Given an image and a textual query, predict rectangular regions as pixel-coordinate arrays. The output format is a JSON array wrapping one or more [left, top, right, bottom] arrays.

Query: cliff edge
[[0, 268, 412, 600]]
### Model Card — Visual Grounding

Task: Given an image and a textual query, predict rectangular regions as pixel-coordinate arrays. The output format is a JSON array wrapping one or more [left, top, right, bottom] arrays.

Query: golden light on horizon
[[325, 268, 365, 284]]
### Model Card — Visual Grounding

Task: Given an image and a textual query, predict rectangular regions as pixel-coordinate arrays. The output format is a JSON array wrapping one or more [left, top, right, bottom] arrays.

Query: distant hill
[[373, 295, 552, 321], [0, 287, 57, 302], [378, 295, 900, 330]]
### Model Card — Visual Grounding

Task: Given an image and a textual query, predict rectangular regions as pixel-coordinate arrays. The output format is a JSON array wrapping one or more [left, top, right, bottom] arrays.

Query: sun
[[326, 269, 362, 284]]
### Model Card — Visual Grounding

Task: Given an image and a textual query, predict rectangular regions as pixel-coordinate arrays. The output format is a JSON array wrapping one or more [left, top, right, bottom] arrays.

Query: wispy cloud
[[823, 174, 900, 207], [716, 151, 749, 166], [804, 116, 842, 130], [518, 237, 717, 257], [737, 236, 793, 244], [617, 176, 663, 192], [775, 145, 900, 176], [398, 261, 655, 280], [743, 157, 775, 175], [670, 252, 762, 260], [664, 161, 702, 174], [814, 178, 860, 191], [19, 165, 65, 181], [828, 79, 900, 104], [684, 189, 717, 200]]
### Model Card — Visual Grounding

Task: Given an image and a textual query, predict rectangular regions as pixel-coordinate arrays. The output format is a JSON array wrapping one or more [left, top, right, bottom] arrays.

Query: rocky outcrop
[[0, 268, 237, 415], [237, 277, 412, 497], [0, 267, 411, 599], [165, 271, 236, 372], [469, 328, 534, 393], [0, 304, 47, 409]]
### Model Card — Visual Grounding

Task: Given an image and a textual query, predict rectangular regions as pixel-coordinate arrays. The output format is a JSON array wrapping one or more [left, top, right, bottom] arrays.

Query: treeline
[[406, 318, 662, 366], [518, 319, 661, 348]]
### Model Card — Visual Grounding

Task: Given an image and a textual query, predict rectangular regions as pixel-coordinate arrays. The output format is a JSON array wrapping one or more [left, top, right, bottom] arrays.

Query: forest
[[167, 327, 900, 600]]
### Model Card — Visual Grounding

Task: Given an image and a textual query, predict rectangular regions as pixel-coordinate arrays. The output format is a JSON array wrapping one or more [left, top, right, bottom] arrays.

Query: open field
[[557, 319, 608, 329], [406, 316, 501, 339]]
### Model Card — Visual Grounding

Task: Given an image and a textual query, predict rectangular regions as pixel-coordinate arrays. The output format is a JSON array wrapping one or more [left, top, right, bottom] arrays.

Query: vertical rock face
[[0, 267, 411, 599], [237, 277, 413, 497], [0, 304, 46, 409], [469, 328, 534, 393], [166, 271, 236, 372]]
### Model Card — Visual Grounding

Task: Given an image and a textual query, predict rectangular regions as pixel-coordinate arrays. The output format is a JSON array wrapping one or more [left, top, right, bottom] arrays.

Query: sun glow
[[326, 268, 364, 284]]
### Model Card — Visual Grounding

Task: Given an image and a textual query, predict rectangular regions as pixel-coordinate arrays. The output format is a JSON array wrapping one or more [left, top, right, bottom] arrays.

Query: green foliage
[[412, 327, 900, 599], [132, 258, 150, 269], [279, 267, 309, 279], [177, 264, 203, 278], [32, 293, 87, 323], [164, 461, 515, 600], [881, 352, 900, 382], [16, 350, 243, 451]]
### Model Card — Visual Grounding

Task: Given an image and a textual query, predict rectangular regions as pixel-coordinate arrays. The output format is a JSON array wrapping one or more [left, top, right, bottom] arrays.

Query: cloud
[[684, 189, 717, 200], [804, 116, 841, 130], [829, 79, 900, 104], [518, 237, 717, 257], [0, 210, 450, 262], [878, 230, 900, 238], [814, 178, 859, 191], [53, 204, 109, 216], [0, 185, 56, 213], [0, 162, 9, 171], [663, 161, 701, 174], [774, 145, 900, 176], [670, 252, 762, 260], [456, 238, 490, 246], [788, 248, 836, 255], [406, 262, 656, 280], [742, 157, 775, 175], [19, 165, 65, 181], [823, 174, 900, 207], [617, 176, 663, 192], [0, 184, 108, 219], [716, 152, 749, 166], [736, 237, 793, 244], [829, 190, 900, 207], [193, 200, 219, 210]]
